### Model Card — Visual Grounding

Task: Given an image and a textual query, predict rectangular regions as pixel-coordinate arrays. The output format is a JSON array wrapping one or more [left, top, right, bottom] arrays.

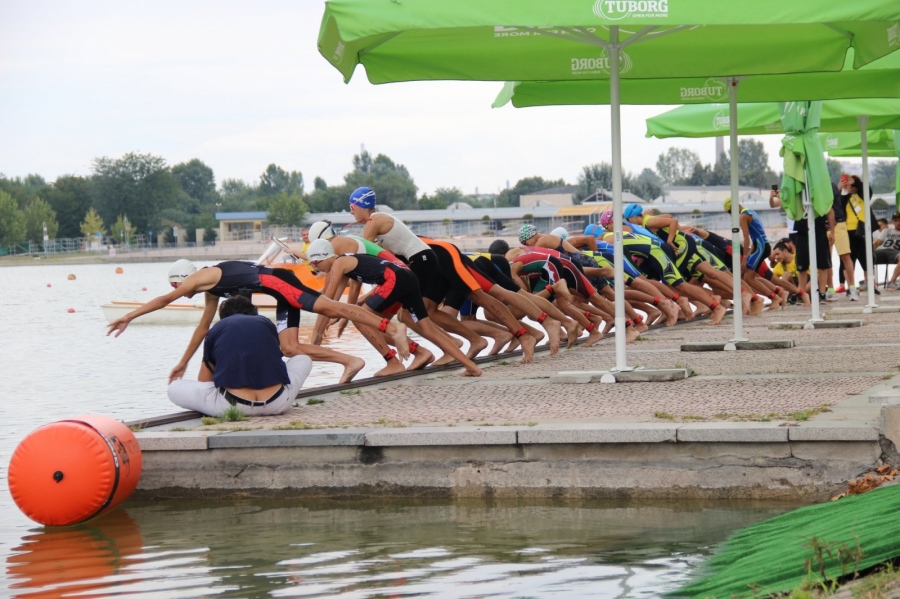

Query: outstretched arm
[[169, 293, 218, 383]]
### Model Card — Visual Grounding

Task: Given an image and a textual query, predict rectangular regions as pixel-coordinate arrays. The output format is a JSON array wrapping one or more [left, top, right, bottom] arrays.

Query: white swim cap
[[550, 227, 569, 240], [307, 239, 336, 263], [168, 259, 197, 284], [308, 221, 336, 241]]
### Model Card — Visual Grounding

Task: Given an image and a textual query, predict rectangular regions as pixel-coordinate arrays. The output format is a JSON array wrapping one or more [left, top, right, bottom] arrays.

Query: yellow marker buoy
[[115, 267, 123, 274]]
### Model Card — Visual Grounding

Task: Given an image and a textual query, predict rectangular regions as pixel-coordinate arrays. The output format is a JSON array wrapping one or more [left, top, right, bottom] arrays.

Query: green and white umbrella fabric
[[318, 0, 900, 371], [822, 129, 900, 212], [493, 49, 900, 108]]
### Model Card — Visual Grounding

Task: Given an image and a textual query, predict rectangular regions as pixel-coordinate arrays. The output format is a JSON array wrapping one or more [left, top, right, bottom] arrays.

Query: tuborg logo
[[332, 41, 345, 64], [594, 0, 669, 20], [825, 137, 839, 150], [571, 49, 634, 75], [680, 79, 727, 102], [712, 110, 730, 130], [889, 22, 900, 48]]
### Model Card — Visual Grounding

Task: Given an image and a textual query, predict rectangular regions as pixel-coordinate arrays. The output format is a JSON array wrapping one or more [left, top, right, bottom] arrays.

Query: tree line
[[0, 144, 895, 248]]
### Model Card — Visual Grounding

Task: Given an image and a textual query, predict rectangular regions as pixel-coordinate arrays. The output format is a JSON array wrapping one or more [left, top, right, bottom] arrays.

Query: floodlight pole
[[859, 116, 877, 310], [609, 26, 631, 373], [727, 79, 746, 342]]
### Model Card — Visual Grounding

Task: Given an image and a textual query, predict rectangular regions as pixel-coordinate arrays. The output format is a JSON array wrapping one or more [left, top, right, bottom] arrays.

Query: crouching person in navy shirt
[[167, 296, 312, 417]]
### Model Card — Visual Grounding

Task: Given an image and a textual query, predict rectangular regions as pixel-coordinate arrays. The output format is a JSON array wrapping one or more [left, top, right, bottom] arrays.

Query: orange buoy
[[115, 267, 123, 274], [8, 415, 143, 526], [67, 274, 76, 280]]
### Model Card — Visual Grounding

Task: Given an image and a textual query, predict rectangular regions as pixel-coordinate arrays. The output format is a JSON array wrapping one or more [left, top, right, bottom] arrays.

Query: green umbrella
[[779, 102, 833, 222], [645, 99, 900, 139], [493, 50, 900, 108], [318, 0, 900, 371], [822, 129, 900, 212]]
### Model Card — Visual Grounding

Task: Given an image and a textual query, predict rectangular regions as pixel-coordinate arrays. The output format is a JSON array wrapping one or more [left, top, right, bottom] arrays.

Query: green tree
[[871, 160, 898, 194], [219, 178, 261, 212], [80, 207, 106, 238], [0, 174, 49, 208], [575, 164, 614, 203], [259, 164, 303, 197], [44, 176, 93, 238], [419, 186, 466, 210], [632, 168, 664, 201], [266, 192, 308, 226], [656, 147, 701, 185], [172, 158, 219, 205], [719, 139, 776, 188], [0, 190, 26, 247], [111, 214, 135, 245], [826, 158, 843, 184], [22, 197, 59, 243], [91, 152, 179, 234], [344, 151, 418, 210]]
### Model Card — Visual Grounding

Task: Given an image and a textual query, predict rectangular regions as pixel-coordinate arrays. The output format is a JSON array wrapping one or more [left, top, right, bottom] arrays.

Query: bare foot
[[766, 293, 784, 311], [644, 307, 662, 326], [488, 331, 513, 355], [504, 336, 520, 353], [634, 319, 649, 333], [519, 333, 537, 364], [777, 289, 790, 311], [660, 300, 679, 326], [626, 325, 641, 343], [432, 353, 458, 366], [408, 347, 435, 370], [374, 360, 406, 377], [339, 357, 366, 384], [387, 322, 410, 359], [709, 303, 727, 325], [582, 326, 604, 347], [676, 296, 695, 321], [543, 319, 561, 356], [462, 363, 483, 377], [741, 291, 754, 315], [466, 336, 489, 359], [564, 320, 580, 349], [801, 293, 811, 307], [749, 296, 765, 316]]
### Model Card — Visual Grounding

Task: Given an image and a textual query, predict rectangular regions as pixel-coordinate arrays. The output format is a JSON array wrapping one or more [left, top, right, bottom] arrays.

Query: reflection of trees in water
[[8, 498, 799, 597]]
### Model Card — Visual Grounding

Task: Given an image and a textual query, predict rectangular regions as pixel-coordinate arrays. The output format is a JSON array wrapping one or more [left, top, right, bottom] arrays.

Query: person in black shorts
[[307, 240, 482, 377], [107, 259, 410, 384]]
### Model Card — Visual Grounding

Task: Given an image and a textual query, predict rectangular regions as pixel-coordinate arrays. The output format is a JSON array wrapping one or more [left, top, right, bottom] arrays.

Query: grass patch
[[682, 414, 708, 421], [654, 411, 676, 420], [201, 416, 220, 426], [339, 389, 361, 396], [852, 562, 900, 598], [527, 422, 538, 427], [221, 406, 246, 422], [128, 423, 145, 432], [306, 398, 325, 405], [497, 360, 510, 366], [169, 427, 188, 432], [673, 362, 698, 377], [709, 405, 832, 422]]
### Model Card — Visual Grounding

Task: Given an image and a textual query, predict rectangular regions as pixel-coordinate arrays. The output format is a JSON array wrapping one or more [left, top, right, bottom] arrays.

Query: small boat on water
[[101, 239, 324, 326]]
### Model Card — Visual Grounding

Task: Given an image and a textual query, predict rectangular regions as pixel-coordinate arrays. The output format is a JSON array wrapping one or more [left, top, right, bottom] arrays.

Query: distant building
[[519, 185, 578, 208], [654, 185, 767, 207]]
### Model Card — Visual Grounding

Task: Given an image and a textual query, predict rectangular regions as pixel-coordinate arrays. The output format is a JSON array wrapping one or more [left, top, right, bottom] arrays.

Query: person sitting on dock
[[106, 258, 410, 384], [167, 296, 312, 417]]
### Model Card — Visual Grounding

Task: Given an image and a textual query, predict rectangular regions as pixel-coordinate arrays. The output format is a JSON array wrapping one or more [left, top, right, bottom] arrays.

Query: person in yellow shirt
[[769, 240, 806, 302]]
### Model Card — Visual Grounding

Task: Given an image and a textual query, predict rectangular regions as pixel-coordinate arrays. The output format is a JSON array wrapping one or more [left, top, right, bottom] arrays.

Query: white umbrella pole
[[806, 179, 822, 322], [609, 26, 630, 372], [859, 116, 877, 309], [727, 79, 745, 341]]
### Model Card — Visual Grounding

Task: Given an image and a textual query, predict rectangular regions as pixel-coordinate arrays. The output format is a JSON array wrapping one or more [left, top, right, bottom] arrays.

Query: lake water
[[0, 261, 802, 598]]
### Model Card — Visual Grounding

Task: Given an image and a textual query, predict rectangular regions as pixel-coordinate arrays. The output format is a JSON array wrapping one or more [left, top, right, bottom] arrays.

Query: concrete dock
[[133, 295, 900, 501]]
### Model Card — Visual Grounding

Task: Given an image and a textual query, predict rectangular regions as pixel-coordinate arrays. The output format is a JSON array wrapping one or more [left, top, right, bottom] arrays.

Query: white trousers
[[167, 355, 313, 417]]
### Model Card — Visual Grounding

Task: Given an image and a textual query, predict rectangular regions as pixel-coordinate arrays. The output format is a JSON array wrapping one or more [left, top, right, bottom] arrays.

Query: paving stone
[[518, 423, 676, 444], [788, 425, 880, 441], [680, 339, 794, 351], [136, 432, 213, 451], [677, 422, 788, 443], [365, 427, 518, 446], [208, 429, 370, 448]]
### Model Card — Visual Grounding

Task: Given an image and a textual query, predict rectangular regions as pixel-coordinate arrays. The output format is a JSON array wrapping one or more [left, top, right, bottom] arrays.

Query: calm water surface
[[0, 262, 801, 598]]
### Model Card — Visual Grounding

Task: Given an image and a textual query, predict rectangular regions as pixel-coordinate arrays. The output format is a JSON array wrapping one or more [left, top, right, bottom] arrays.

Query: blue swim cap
[[623, 203, 643, 220], [349, 187, 376, 209], [584, 223, 601, 237]]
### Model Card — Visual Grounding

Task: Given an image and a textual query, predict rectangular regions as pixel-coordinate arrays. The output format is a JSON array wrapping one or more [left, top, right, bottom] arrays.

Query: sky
[[0, 1, 858, 198]]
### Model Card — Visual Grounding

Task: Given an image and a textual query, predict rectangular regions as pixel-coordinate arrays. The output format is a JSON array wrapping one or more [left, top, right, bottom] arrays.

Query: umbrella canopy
[[318, 0, 900, 370], [493, 49, 900, 108], [645, 99, 900, 139], [319, 1, 900, 83], [823, 129, 900, 208]]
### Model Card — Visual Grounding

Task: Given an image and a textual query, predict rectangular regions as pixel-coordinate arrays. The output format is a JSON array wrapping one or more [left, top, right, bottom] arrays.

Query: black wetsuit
[[344, 254, 429, 322], [207, 261, 320, 330]]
